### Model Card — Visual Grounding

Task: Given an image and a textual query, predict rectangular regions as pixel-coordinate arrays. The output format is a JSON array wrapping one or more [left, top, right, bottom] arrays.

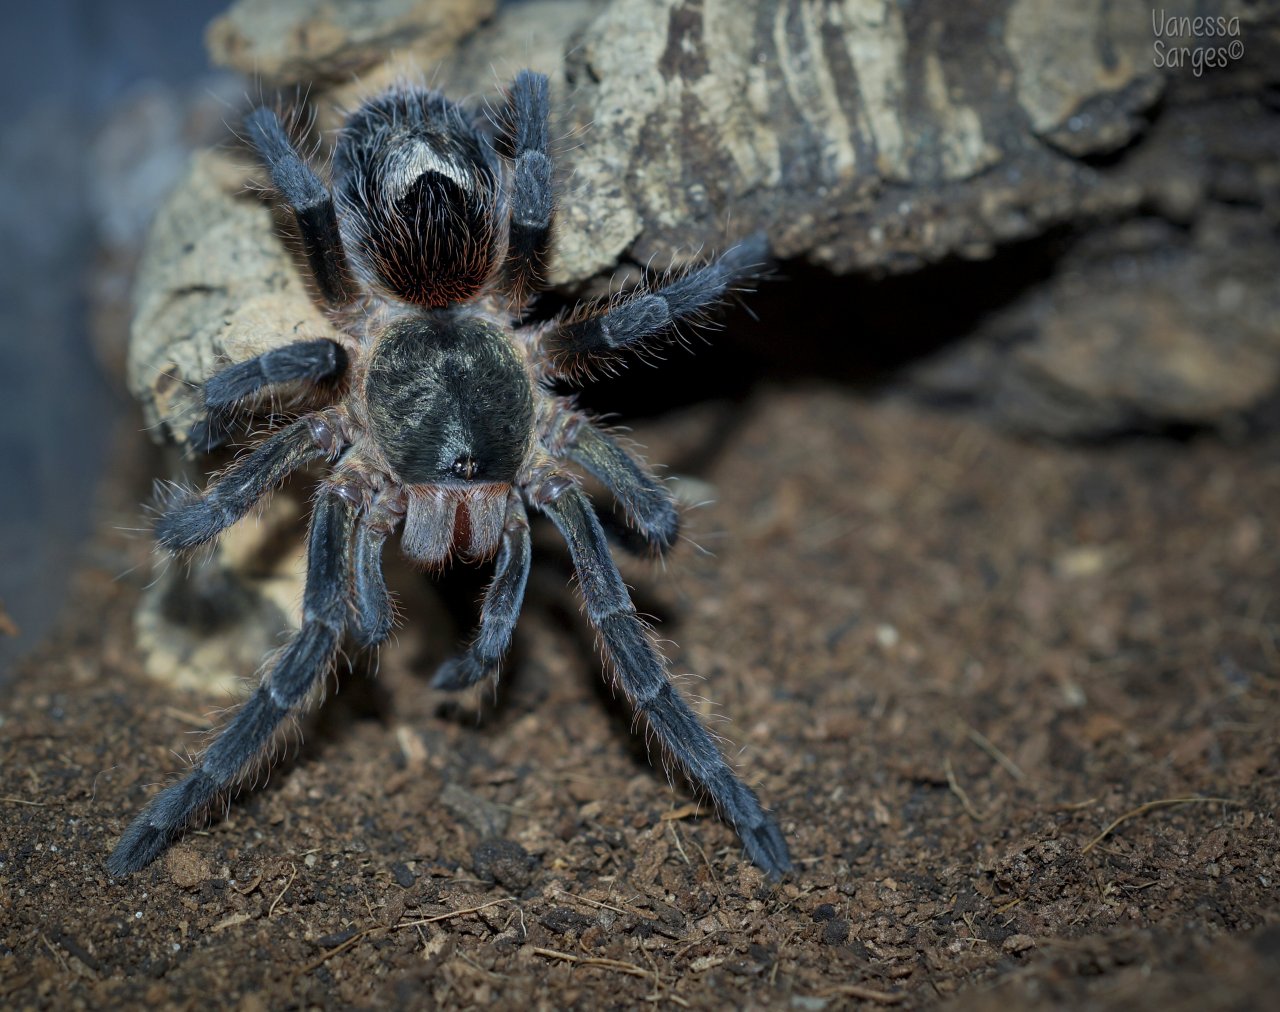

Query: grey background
[[0, 1, 225, 675]]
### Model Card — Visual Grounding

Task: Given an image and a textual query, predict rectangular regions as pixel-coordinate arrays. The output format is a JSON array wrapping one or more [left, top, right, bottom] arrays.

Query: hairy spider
[[108, 73, 790, 878]]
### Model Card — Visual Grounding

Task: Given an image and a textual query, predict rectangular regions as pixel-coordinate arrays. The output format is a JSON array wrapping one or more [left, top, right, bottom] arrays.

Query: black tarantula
[[109, 73, 790, 877]]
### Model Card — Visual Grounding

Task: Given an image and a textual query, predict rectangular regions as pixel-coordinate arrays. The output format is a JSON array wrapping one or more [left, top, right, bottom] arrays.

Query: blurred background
[[0, 1, 227, 674]]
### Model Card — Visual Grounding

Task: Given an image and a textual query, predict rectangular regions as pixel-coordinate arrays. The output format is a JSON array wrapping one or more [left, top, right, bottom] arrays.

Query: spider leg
[[108, 489, 358, 875], [554, 414, 679, 554], [190, 339, 348, 451], [351, 512, 395, 649], [433, 495, 531, 689], [499, 70, 554, 300], [534, 479, 791, 876], [157, 412, 346, 552], [541, 233, 767, 374], [245, 107, 357, 307]]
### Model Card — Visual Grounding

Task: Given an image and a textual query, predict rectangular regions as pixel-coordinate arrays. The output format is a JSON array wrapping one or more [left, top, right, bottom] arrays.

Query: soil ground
[[3, 365, 1279, 1008]]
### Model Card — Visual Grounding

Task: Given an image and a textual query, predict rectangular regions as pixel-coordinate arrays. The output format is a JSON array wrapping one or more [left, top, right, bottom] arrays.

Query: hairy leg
[[108, 489, 358, 875], [498, 70, 554, 301], [542, 233, 767, 375], [190, 339, 348, 451], [433, 495, 531, 689], [552, 413, 679, 553], [351, 507, 396, 649], [157, 411, 347, 552], [245, 107, 357, 307], [534, 478, 790, 876]]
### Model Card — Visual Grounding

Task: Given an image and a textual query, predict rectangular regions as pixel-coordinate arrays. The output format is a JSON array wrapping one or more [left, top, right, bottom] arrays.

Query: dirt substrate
[[3, 383, 1279, 1009]]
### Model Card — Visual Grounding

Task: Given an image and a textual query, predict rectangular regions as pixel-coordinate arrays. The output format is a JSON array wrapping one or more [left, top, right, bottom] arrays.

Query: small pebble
[[471, 838, 535, 890], [821, 919, 849, 945]]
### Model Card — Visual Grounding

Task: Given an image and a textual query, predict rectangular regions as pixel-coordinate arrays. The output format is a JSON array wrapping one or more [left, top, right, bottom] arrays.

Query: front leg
[[245, 107, 357, 308], [498, 71, 554, 301]]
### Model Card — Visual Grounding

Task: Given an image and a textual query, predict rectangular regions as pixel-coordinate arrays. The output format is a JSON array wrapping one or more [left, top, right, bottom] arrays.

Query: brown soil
[[3, 383, 1279, 1009]]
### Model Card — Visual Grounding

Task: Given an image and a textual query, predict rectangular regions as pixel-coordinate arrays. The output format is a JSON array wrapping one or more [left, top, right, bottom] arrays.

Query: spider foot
[[737, 812, 792, 878], [107, 771, 220, 876], [431, 653, 494, 690]]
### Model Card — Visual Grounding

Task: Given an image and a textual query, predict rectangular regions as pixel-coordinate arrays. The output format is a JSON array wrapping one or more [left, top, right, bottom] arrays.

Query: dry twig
[[531, 946, 653, 980], [961, 723, 1027, 782], [1081, 796, 1241, 854], [290, 897, 514, 981], [268, 864, 298, 918], [814, 982, 905, 1004], [944, 757, 992, 821]]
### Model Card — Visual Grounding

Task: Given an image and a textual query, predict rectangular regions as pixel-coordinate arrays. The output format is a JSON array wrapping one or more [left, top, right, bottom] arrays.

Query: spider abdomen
[[364, 317, 534, 488], [332, 89, 502, 307]]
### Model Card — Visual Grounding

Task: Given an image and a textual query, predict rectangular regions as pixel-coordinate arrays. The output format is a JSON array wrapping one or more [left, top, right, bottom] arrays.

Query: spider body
[[364, 318, 534, 491], [109, 74, 790, 879]]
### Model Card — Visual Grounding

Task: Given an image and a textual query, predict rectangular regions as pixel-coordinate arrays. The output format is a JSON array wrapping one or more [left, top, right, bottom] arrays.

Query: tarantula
[[108, 73, 790, 878]]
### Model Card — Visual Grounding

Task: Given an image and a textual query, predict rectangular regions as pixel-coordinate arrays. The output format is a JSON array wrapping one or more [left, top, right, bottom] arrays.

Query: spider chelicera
[[109, 72, 790, 878]]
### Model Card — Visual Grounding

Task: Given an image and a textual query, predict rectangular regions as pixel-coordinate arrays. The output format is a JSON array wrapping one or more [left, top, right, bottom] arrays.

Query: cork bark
[[130, 0, 1277, 441], [124, 0, 1277, 681]]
